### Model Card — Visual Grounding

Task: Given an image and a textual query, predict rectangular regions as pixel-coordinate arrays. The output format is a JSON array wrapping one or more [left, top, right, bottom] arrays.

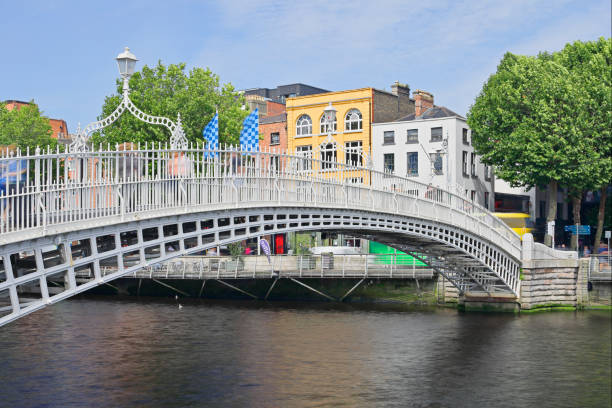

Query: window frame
[[320, 143, 337, 170], [296, 145, 313, 171], [406, 129, 418, 144], [407, 152, 418, 177], [462, 128, 469, 145], [383, 130, 395, 145], [270, 132, 280, 145], [430, 152, 443, 175], [383, 153, 395, 174], [344, 109, 362, 131], [430, 127, 443, 142], [319, 114, 337, 134], [296, 115, 312, 136], [344, 141, 363, 166], [484, 164, 492, 181]]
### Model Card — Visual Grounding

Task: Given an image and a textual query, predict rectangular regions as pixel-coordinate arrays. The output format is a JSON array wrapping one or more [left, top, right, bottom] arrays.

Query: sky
[[1, 0, 610, 133]]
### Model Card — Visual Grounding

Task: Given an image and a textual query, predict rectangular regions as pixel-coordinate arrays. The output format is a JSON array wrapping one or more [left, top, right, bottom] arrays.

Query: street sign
[[564, 225, 591, 235], [547, 221, 555, 236], [605, 231, 611, 239]]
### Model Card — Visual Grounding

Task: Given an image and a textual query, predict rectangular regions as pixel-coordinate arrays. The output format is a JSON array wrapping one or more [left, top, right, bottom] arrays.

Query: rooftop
[[397, 106, 464, 121]]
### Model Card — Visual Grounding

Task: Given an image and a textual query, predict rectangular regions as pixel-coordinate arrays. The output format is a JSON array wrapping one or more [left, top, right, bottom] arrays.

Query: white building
[[372, 91, 494, 210]]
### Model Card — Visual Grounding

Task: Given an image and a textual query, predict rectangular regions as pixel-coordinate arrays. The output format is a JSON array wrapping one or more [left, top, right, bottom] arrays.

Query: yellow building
[[286, 82, 415, 170]]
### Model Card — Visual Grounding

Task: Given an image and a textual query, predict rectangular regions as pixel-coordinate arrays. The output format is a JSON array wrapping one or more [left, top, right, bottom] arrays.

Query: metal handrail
[[0, 145, 521, 259]]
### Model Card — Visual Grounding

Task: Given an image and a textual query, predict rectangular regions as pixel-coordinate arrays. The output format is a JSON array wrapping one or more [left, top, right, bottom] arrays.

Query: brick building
[[4, 100, 69, 143]]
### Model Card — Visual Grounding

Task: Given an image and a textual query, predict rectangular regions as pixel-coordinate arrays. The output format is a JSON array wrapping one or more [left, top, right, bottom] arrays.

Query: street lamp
[[323, 102, 337, 133], [116, 47, 138, 90], [70, 47, 187, 152]]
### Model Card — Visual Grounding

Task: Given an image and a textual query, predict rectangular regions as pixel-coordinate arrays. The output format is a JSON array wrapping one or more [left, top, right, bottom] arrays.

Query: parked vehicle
[[494, 212, 534, 238]]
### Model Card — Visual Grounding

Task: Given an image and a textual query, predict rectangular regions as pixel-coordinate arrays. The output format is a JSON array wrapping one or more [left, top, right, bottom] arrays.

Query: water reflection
[[0, 298, 609, 408]]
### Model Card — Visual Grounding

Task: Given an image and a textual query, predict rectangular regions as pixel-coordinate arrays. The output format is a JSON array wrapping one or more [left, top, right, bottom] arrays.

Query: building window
[[484, 192, 490, 209], [430, 127, 443, 142], [345, 109, 362, 131], [471, 190, 476, 202], [383, 131, 395, 145], [296, 115, 312, 136], [270, 132, 280, 145], [462, 151, 468, 176], [345, 141, 363, 166], [270, 156, 280, 172], [470, 152, 477, 176], [484, 165, 492, 181], [406, 129, 418, 144], [383, 153, 395, 174], [463, 128, 469, 145], [320, 143, 337, 169], [296, 145, 312, 171], [430, 153, 443, 175], [320, 114, 337, 134], [407, 152, 418, 176]]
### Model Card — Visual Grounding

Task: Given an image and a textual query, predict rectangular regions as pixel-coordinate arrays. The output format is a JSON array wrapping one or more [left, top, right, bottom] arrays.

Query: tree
[[91, 62, 248, 147], [0, 102, 55, 152], [554, 39, 611, 252], [467, 38, 611, 247]]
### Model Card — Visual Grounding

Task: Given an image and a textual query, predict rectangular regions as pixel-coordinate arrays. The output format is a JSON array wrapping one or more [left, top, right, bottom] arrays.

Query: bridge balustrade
[[0, 145, 520, 260]]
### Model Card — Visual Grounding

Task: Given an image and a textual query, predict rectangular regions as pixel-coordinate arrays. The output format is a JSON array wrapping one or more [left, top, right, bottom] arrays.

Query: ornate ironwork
[[70, 51, 187, 152]]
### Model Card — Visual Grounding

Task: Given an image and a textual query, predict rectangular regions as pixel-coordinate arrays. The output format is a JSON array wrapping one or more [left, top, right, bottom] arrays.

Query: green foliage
[[0, 102, 56, 152], [91, 62, 248, 147], [227, 242, 244, 260], [467, 38, 611, 192]]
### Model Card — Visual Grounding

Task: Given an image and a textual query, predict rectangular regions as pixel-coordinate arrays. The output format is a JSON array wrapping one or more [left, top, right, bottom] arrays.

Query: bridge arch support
[[0, 205, 520, 326]]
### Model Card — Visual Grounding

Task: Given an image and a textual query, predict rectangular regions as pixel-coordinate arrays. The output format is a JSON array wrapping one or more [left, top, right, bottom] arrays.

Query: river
[[0, 297, 610, 408]]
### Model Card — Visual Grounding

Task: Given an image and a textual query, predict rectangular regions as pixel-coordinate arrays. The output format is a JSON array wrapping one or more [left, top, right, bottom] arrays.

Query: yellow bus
[[494, 212, 535, 238]]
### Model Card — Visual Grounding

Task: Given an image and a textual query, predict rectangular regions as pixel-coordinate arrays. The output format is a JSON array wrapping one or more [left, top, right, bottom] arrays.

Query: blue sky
[[1, 0, 610, 133]]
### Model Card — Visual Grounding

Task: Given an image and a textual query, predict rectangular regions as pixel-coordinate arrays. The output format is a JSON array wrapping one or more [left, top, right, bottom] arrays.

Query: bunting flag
[[239, 108, 259, 152], [202, 111, 219, 158], [259, 238, 271, 264]]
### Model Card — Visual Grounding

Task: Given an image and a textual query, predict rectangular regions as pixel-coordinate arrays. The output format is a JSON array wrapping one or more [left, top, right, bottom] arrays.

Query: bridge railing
[[0, 144, 521, 258]]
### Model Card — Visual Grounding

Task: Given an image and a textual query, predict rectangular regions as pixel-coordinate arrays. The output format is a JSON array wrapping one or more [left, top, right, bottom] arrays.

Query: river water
[[0, 297, 610, 408]]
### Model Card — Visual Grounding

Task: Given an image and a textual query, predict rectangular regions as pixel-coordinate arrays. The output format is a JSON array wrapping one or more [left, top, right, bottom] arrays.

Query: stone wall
[[520, 259, 580, 309], [436, 275, 459, 303]]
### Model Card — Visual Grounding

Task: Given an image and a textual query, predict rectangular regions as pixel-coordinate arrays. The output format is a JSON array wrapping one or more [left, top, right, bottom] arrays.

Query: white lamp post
[[323, 102, 337, 134], [70, 47, 187, 152], [116, 47, 138, 91]]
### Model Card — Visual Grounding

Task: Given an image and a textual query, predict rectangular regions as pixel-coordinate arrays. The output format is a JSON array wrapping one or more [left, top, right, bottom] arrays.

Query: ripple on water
[[0, 298, 609, 408]]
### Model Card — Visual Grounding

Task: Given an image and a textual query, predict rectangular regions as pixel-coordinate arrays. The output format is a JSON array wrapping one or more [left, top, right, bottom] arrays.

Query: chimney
[[414, 89, 434, 116], [391, 81, 410, 97]]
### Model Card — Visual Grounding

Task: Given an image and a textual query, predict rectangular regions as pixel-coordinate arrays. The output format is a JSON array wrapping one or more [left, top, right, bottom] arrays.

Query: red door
[[275, 234, 285, 254]]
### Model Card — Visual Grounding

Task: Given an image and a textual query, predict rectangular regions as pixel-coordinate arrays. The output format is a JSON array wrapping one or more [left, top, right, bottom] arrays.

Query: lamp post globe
[[323, 102, 337, 133], [116, 47, 138, 94], [116, 47, 138, 79]]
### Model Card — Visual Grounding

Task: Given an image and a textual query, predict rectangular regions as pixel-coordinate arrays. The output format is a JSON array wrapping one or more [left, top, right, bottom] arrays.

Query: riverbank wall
[[89, 276, 439, 304]]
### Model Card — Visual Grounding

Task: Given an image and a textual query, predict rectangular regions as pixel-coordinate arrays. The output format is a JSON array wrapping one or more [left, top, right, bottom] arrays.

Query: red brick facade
[[260, 114, 287, 153], [5, 100, 68, 139], [265, 101, 285, 117]]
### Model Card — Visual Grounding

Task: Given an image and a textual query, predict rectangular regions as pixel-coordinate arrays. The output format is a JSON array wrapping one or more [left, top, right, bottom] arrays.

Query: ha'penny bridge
[[0, 47, 580, 326], [0, 144, 528, 326]]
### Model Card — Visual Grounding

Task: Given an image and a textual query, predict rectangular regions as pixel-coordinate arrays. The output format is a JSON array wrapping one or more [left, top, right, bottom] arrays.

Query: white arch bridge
[[0, 146, 522, 326]]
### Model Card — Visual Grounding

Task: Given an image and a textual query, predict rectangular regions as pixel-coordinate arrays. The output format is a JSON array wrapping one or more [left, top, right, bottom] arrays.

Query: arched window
[[319, 114, 337, 134], [345, 109, 362, 131], [296, 115, 312, 136]]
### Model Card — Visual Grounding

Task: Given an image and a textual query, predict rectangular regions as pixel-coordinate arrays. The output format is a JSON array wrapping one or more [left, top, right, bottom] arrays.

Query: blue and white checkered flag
[[203, 112, 219, 158], [239, 109, 259, 152]]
